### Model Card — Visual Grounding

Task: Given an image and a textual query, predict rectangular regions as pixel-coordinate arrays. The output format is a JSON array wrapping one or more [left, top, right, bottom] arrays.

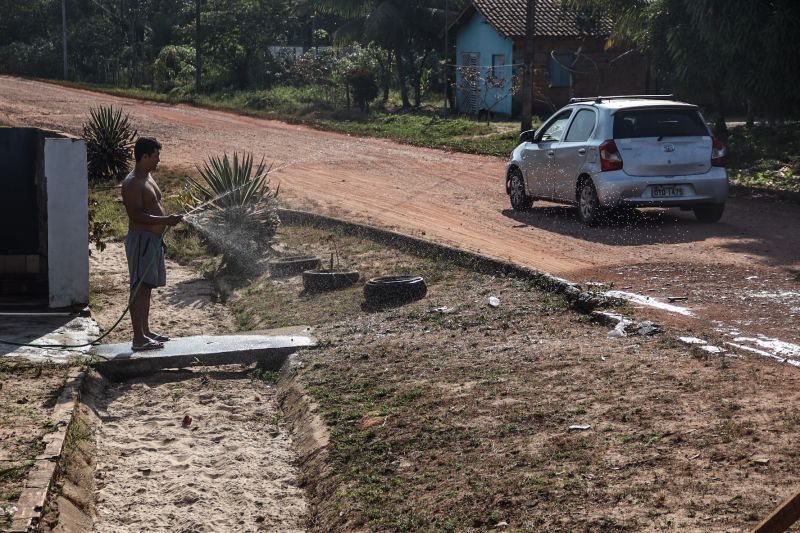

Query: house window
[[549, 53, 575, 88], [491, 54, 506, 81]]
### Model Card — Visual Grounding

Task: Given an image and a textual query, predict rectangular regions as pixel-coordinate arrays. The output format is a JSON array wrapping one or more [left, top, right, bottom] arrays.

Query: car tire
[[268, 255, 322, 277], [508, 169, 533, 211], [302, 269, 360, 292], [364, 276, 427, 305], [693, 203, 725, 223], [577, 179, 603, 226]]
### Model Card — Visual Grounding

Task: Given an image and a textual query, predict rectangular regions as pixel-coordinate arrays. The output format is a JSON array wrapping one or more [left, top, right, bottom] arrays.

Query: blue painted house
[[450, 0, 648, 117]]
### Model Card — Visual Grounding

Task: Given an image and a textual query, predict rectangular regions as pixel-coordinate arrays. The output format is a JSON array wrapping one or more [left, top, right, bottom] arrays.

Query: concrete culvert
[[364, 276, 427, 305], [268, 255, 322, 277]]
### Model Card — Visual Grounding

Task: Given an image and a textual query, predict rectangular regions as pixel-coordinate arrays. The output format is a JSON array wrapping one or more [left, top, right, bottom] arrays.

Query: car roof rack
[[569, 95, 676, 104]]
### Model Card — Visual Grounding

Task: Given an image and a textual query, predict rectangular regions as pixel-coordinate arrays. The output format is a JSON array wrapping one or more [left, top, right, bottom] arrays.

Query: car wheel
[[577, 179, 603, 225], [508, 169, 533, 211], [693, 203, 725, 222]]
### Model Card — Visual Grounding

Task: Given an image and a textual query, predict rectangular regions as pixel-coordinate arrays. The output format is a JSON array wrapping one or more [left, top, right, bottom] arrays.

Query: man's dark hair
[[134, 137, 162, 162]]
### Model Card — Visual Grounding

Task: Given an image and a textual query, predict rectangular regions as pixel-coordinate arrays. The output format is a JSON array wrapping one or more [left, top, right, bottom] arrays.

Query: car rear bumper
[[593, 167, 729, 207]]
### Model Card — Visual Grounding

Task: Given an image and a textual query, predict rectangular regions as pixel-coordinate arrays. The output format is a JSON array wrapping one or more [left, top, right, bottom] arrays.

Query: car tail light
[[599, 140, 623, 171], [711, 137, 727, 167]]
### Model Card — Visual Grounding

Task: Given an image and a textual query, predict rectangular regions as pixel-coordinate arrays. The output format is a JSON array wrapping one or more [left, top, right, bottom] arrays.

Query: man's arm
[[122, 179, 183, 226]]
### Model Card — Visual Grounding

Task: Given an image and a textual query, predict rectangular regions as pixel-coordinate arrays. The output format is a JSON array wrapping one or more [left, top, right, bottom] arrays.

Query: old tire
[[364, 276, 427, 305], [577, 179, 604, 226], [508, 169, 533, 211], [302, 269, 360, 292], [693, 203, 725, 223], [269, 256, 322, 277]]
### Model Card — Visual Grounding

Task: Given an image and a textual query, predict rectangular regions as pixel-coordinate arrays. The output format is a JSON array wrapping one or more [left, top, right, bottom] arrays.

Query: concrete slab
[[92, 330, 317, 379], [0, 315, 99, 363]]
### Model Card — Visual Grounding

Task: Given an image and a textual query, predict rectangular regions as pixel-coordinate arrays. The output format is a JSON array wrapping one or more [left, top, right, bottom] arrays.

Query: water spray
[[0, 152, 310, 353]]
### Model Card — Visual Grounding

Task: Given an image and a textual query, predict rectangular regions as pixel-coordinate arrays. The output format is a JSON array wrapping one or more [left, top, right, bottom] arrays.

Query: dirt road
[[2, 76, 798, 361]]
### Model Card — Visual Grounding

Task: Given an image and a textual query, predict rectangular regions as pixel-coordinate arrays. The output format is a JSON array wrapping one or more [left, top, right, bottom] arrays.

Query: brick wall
[[512, 36, 648, 116]]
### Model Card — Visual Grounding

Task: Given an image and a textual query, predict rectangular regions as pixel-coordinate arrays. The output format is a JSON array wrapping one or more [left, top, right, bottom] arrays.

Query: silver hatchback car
[[505, 96, 729, 224]]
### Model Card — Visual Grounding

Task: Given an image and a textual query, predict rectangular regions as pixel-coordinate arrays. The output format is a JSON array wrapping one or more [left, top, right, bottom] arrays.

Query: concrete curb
[[277, 208, 619, 312], [5, 369, 85, 533]]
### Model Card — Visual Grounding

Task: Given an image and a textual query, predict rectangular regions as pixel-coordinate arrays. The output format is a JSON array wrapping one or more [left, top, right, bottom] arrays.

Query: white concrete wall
[[44, 138, 89, 308]]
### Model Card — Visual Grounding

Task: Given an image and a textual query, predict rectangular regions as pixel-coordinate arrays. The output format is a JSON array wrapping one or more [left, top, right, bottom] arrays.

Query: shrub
[[349, 66, 379, 111], [82, 106, 137, 182], [153, 45, 196, 92], [243, 91, 277, 110], [184, 152, 280, 238]]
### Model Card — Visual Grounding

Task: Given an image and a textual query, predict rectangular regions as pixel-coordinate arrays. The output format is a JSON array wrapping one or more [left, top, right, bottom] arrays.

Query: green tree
[[316, 0, 466, 108], [564, 0, 800, 130]]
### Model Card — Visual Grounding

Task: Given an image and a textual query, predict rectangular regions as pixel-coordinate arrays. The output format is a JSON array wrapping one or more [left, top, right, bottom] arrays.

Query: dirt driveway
[[1, 76, 798, 361]]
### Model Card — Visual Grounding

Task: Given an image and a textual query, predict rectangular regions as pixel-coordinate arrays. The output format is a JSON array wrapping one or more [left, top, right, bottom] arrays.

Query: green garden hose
[[0, 230, 168, 350]]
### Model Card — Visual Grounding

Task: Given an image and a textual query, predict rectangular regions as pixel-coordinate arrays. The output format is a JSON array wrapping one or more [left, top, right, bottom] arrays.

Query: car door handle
[[547, 150, 555, 156], [578, 148, 586, 155]]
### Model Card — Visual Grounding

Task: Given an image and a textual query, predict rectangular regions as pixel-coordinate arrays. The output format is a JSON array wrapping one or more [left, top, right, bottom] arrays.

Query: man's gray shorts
[[125, 229, 166, 289]]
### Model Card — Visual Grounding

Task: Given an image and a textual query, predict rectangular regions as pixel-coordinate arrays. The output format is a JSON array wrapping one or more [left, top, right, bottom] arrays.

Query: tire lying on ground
[[302, 269, 360, 291], [363, 276, 427, 305], [269, 256, 322, 277]]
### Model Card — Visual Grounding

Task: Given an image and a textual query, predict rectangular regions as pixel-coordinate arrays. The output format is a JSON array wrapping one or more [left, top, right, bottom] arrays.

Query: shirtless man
[[121, 138, 183, 351]]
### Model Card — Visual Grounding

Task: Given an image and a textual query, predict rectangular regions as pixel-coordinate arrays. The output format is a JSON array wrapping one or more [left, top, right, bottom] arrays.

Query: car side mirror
[[519, 130, 537, 144]]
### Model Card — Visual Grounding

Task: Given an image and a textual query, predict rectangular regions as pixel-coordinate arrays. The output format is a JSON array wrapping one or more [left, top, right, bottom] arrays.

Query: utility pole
[[61, 0, 68, 80], [195, 0, 202, 92], [443, 0, 448, 118], [520, 0, 536, 132]]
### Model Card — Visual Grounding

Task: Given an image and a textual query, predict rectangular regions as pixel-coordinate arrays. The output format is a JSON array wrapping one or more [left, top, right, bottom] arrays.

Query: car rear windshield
[[613, 108, 709, 139]]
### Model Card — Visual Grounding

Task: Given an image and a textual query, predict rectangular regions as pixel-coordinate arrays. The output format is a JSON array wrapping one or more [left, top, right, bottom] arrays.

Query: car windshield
[[613, 108, 708, 139]]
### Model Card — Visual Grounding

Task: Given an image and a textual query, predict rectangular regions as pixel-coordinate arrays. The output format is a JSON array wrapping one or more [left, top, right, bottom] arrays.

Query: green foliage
[[82, 105, 137, 182], [153, 45, 196, 92], [186, 152, 281, 237], [0, 38, 59, 78], [88, 199, 111, 254], [290, 49, 338, 88], [348, 66, 379, 111], [726, 124, 800, 194], [318, 0, 462, 108], [564, 0, 800, 121], [199, 0, 299, 90], [188, 152, 277, 209]]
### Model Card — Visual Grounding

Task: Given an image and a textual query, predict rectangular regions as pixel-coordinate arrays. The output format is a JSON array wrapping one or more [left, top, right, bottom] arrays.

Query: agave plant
[[187, 152, 278, 208], [82, 106, 137, 181], [185, 152, 281, 237]]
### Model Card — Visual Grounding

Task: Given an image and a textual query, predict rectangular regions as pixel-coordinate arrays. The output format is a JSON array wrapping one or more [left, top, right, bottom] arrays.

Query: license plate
[[652, 185, 684, 198]]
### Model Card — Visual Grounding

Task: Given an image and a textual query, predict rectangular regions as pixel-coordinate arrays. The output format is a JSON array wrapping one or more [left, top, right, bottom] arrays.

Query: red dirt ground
[[1, 75, 798, 356]]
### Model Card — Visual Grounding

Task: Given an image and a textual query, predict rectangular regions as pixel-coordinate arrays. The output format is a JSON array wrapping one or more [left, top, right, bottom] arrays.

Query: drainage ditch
[[41, 361, 315, 533]]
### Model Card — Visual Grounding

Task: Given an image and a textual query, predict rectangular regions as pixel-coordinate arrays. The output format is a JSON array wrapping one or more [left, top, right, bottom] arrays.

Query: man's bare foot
[[132, 339, 165, 352], [146, 332, 171, 343]]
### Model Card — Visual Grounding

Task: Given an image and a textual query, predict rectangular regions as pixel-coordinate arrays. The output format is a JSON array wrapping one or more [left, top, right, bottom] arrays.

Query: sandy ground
[[91, 369, 306, 533], [87, 243, 307, 532], [1, 76, 798, 356], [89, 243, 233, 344]]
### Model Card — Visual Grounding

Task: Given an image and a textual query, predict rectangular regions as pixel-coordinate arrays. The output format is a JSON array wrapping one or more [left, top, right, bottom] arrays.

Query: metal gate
[[460, 52, 480, 114]]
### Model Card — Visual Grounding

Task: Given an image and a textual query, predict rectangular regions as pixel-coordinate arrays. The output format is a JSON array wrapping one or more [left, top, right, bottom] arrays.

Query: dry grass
[[0, 360, 68, 527], [229, 223, 800, 532]]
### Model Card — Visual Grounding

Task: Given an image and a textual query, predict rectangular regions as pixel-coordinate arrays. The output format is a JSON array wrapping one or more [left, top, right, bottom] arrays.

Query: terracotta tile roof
[[470, 0, 612, 38]]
